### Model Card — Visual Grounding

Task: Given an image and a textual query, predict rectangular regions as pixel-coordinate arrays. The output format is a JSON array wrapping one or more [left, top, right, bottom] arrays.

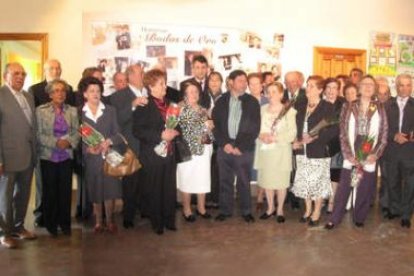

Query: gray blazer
[[109, 87, 140, 155], [36, 103, 80, 161], [0, 85, 37, 172]]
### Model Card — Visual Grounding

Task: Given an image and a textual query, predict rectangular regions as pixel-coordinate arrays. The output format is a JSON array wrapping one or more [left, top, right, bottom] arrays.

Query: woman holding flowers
[[326, 75, 388, 229], [177, 80, 214, 222], [81, 77, 123, 234], [133, 69, 179, 235], [254, 82, 297, 223], [291, 75, 338, 226]]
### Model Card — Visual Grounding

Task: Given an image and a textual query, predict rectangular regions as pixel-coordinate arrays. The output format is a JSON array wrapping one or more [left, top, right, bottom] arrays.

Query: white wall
[[1, 0, 413, 87]]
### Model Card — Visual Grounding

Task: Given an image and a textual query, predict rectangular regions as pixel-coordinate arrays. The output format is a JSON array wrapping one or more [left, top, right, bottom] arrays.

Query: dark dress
[[132, 96, 177, 232], [82, 104, 123, 203]]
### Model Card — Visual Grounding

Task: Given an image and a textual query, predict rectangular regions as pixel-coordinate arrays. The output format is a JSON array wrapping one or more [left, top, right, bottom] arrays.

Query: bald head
[[4, 62, 26, 91], [126, 64, 144, 89], [44, 59, 62, 82]]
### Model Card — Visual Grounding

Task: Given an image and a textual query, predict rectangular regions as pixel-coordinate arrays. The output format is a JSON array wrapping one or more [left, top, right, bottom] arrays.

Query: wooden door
[[313, 47, 366, 78]]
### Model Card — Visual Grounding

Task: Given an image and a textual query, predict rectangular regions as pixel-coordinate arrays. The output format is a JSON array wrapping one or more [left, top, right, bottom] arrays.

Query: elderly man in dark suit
[[110, 64, 148, 229], [28, 59, 75, 227], [0, 63, 37, 249], [385, 73, 414, 228], [212, 70, 261, 223], [282, 71, 306, 210]]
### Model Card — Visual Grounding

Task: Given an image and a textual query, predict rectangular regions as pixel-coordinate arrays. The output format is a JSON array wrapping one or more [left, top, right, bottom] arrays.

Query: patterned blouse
[[178, 104, 213, 155]]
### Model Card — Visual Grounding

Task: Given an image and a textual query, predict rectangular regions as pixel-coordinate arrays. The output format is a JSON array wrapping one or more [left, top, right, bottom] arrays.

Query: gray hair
[[45, 79, 69, 94], [395, 73, 412, 86]]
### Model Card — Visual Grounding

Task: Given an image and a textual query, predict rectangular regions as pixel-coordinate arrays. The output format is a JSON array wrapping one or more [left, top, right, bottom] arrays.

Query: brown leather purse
[[103, 135, 142, 178]]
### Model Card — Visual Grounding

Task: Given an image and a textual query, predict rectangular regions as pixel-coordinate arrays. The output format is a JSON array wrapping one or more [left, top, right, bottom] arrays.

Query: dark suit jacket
[[165, 86, 182, 104], [327, 97, 345, 156], [283, 87, 306, 107], [180, 77, 211, 109], [384, 97, 414, 160], [294, 99, 339, 158], [28, 80, 75, 107], [109, 87, 141, 155], [212, 92, 260, 152], [132, 96, 175, 166]]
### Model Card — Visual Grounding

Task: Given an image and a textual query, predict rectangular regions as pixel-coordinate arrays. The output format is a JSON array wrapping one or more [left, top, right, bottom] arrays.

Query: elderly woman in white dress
[[254, 82, 297, 223], [177, 80, 214, 222]]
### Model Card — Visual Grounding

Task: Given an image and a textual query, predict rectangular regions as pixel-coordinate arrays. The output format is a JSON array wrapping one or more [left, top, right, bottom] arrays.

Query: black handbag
[[174, 135, 192, 163]]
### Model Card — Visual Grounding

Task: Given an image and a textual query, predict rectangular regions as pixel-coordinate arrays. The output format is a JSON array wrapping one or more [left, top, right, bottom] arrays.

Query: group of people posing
[[0, 55, 412, 249]]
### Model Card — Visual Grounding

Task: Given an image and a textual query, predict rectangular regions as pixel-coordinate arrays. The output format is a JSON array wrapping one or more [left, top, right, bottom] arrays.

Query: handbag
[[174, 135, 192, 164], [103, 134, 142, 178]]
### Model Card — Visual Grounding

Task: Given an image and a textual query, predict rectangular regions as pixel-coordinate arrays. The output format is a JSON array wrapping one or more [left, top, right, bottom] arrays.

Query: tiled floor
[[0, 178, 413, 276], [1, 198, 413, 276]]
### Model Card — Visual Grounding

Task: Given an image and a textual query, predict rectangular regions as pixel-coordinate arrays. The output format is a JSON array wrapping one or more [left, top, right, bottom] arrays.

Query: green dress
[[254, 104, 297, 190]]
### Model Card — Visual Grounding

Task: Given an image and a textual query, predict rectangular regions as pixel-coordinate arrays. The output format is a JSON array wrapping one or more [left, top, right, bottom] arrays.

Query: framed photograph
[[184, 51, 202, 76], [114, 24, 131, 50], [114, 57, 129, 72], [146, 45, 166, 57]]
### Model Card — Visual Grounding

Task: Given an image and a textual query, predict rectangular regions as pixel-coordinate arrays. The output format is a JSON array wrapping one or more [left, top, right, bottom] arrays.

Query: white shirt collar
[[397, 96, 409, 104], [129, 84, 148, 97], [6, 83, 23, 95], [82, 101, 105, 123]]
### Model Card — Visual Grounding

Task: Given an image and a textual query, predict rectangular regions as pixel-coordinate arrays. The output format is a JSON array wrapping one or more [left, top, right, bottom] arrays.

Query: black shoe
[[324, 222, 335, 230], [291, 202, 300, 210], [183, 213, 196, 222], [34, 219, 44, 228], [299, 216, 311, 223], [165, 225, 177, 231], [308, 219, 319, 227], [154, 228, 164, 235], [355, 222, 364, 228], [123, 220, 134, 229], [276, 215, 285, 223], [215, 214, 230, 222], [260, 211, 275, 220], [242, 214, 255, 223], [47, 227, 58, 237], [196, 210, 212, 219], [401, 219, 411, 228], [61, 228, 72, 236], [387, 213, 400, 220]]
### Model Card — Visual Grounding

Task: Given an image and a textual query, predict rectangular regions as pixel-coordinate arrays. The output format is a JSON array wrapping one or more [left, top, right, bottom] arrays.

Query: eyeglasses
[[360, 83, 375, 87]]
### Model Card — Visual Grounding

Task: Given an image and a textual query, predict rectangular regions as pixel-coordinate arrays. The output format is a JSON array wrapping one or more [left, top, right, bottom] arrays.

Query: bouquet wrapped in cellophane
[[79, 122, 105, 147], [154, 103, 181, 157], [307, 116, 339, 138], [350, 135, 375, 187]]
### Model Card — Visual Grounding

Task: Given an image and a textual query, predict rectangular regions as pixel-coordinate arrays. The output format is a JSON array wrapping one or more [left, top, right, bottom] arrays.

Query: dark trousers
[[122, 170, 141, 222], [217, 148, 253, 216], [207, 145, 220, 204], [387, 158, 414, 220], [141, 157, 176, 231], [33, 161, 43, 223], [330, 168, 376, 225], [40, 159, 73, 231], [378, 157, 389, 209]]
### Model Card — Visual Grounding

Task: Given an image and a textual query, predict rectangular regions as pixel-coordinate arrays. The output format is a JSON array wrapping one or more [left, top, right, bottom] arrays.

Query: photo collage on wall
[[87, 22, 284, 91]]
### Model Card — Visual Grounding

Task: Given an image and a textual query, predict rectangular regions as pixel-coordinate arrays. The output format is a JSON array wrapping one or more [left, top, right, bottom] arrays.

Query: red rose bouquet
[[79, 123, 105, 147], [154, 103, 181, 157], [350, 135, 375, 187]]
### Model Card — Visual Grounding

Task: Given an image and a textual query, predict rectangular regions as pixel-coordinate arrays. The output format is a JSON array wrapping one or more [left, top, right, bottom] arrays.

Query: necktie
[[16, 92, 33, 125], [398, 98, 405, 132]]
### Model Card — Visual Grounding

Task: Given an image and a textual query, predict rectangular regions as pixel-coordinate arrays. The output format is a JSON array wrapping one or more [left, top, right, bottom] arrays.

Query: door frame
[[0, 33, 48, 80], [313, 46, 366, 76]]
